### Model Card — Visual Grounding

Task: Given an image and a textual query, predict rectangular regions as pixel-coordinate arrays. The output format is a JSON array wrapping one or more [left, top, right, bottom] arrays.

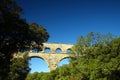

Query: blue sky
[[17, 0, 120, 73]]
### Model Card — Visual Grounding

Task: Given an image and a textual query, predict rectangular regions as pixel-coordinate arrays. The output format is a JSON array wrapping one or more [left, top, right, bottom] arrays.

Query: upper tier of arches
[[31, 43, 74, 54]]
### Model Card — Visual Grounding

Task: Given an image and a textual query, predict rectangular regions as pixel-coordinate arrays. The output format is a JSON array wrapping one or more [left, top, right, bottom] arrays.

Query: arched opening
[[20, 49, 28, 52], [56, 48, 62, 53], [32, 47, 39, 53], [66, 48, 72, 53], [58, 58, 70, 67], [44, 47, 51, 53], [29, 57, 50, 73]]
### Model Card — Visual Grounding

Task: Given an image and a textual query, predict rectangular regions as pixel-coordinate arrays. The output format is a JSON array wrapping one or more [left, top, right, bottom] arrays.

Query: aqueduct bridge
[[14, 43, 74, 71]]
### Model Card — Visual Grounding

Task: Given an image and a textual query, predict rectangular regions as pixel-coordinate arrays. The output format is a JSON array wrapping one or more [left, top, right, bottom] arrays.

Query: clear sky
[[16, 0, 120, 73]]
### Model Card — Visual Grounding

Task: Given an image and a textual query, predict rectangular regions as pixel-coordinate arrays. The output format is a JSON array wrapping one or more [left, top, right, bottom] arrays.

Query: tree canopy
[[25, 32, 120, 80], [0, 0, 49, 80]]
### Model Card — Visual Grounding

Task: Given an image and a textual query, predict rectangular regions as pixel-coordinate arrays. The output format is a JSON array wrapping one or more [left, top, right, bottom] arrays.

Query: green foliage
[[77, 32, 115, 47], [0, 0, 49, 80], [25, 32, 120, 80], [71, 33, 120, 80], [94, 37, 120, 80], [9, 53, 30, 80]]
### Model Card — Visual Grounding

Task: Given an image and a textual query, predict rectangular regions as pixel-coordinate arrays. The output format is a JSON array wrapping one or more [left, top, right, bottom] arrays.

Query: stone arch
[[15, 43, 74, 71], [55, 48, 62, 53], [28, 54, 50, 67], [59, 56, 70, 62], [44, 47, 51, 53], [20, 49, 28, 52], [28, 56, 50, 72], [58, 56, 70, 66], [29, 56, 45, 61], [32, 47, 39, 53], [66, 48, 72, 53]]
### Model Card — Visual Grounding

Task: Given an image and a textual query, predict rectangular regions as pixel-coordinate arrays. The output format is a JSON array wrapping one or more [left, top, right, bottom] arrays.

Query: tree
[[25, 32, 120, 80], [70, 32, 119, 80], [0, 0, 49, 80], [93, 37, 120, 80], [9, 53, 30, 80]]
